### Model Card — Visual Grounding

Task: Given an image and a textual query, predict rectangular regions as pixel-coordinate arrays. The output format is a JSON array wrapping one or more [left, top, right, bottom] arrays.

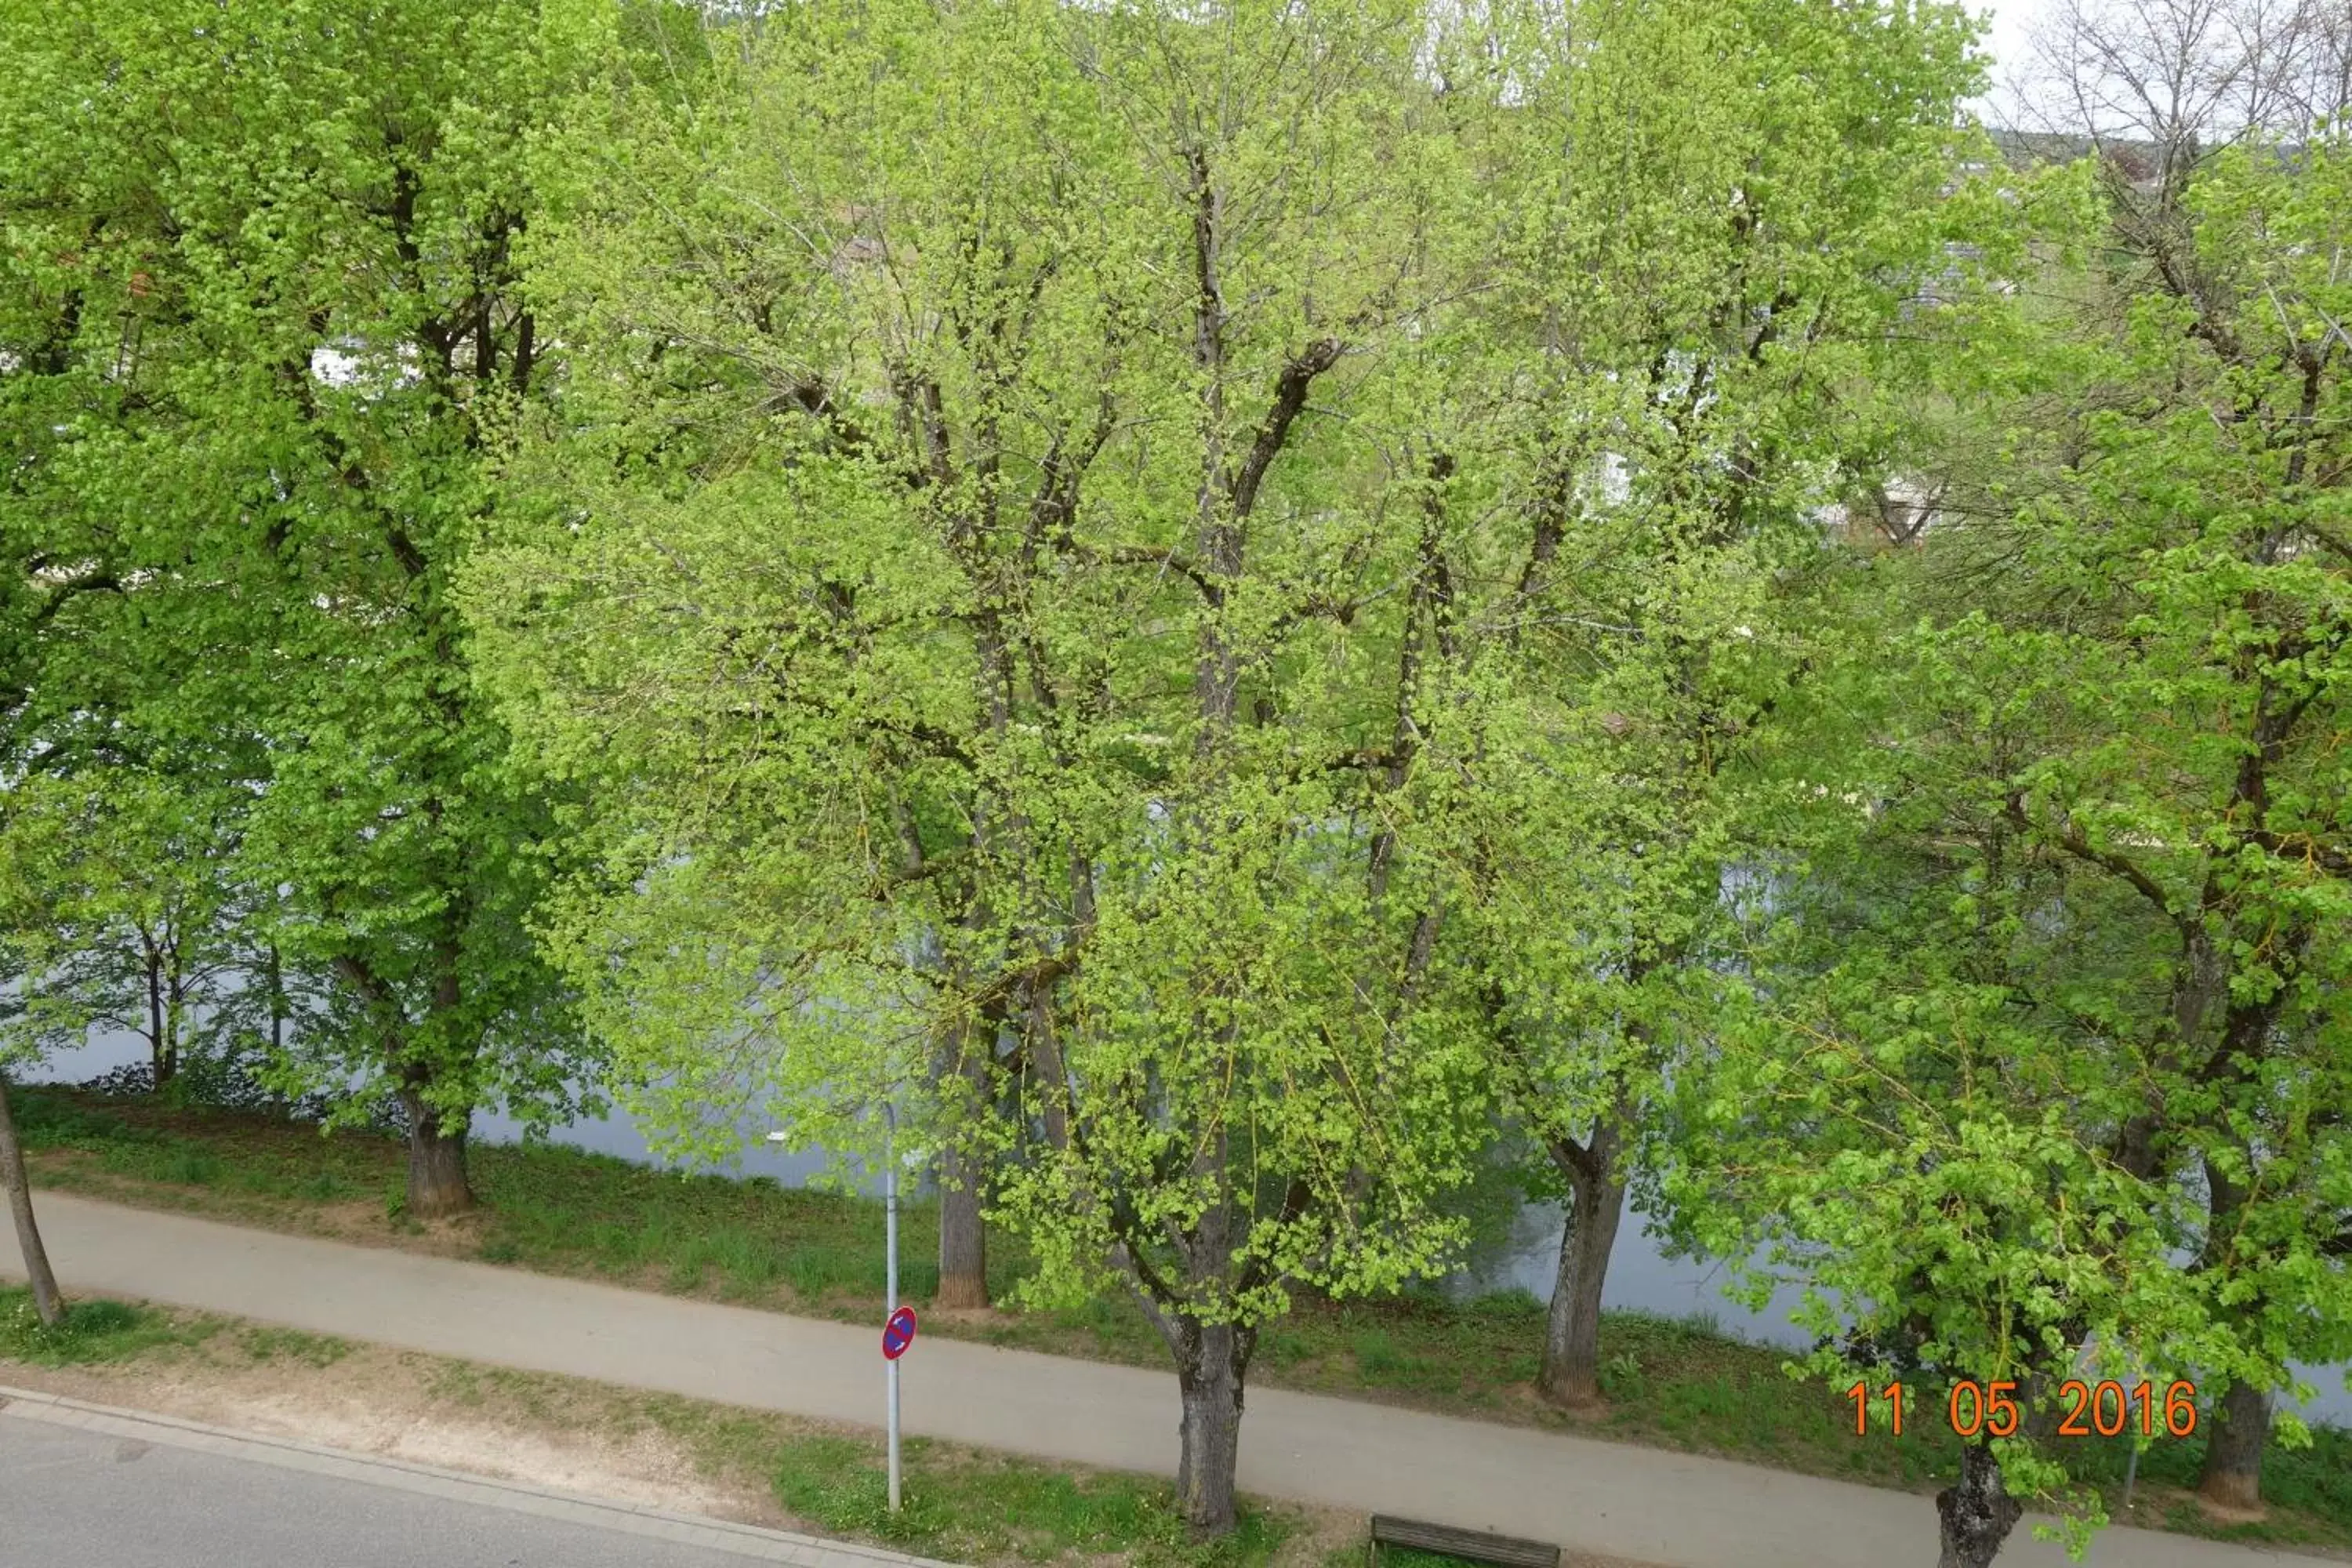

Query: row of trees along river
[[4, 2, 2350, 1564]]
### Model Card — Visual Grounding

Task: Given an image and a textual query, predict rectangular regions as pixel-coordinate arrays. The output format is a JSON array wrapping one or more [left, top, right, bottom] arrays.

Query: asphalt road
[[0, 1405, 792, 1568]]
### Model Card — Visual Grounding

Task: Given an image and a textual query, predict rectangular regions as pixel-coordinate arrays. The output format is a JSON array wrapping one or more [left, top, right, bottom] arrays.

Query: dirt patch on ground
[[2190, 1493, 2274, 1527], [0, 1338, 782, 1530]]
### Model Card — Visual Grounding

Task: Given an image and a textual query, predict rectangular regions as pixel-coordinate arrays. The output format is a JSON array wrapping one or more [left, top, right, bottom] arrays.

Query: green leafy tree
[[1946, 0, 2352, 1509], [472, 0, 1522, 1533], [0, 0, 608, 1215], [1987, 125, 2352, 1517], [1671, 604, 2209, 1567], [1435, 0, 1987, 1407], [1675, 103, 2352, 1556], [0, 768, 252, 1091], [0, 0, 192, 1327]]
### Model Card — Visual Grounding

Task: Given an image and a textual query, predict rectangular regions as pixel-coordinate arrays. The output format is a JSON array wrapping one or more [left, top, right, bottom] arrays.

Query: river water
[[27, 1027, 2349, 1425]]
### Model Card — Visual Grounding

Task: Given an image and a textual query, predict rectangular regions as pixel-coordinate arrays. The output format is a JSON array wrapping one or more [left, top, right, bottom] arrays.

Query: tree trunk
[[165, 973, 187, 1091], [267, 944, 285, 1058], [2193, 1136, 2270, 1515], [0, 1072, 66, 1326], [146, 951, 172, 1089], [1539, 1123, 1625, 1408], [1935, 1441, 2023, 1568], [2198, 1380, 2270, 1515], [1174, 1321, 1247, 1538], [933, 1018, 990, 1309], [935, 1145, 989, 1308], [397, 1090, 474, 1219]]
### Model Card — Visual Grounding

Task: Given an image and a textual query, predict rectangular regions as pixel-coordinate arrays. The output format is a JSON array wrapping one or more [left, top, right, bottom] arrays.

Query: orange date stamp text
[[1845, 1379, 2199, 1438]]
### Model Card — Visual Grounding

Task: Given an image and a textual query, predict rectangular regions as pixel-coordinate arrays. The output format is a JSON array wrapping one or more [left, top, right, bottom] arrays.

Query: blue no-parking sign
[[882, 1305, 917, 1360]]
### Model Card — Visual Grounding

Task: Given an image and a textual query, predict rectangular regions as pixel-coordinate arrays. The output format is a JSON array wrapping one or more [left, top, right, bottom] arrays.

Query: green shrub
[[1599, 1350, 1647, 1400]]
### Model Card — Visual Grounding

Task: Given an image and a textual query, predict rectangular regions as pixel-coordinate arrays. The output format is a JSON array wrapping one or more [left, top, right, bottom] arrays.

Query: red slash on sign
[[882, 1305, 918, 1361]]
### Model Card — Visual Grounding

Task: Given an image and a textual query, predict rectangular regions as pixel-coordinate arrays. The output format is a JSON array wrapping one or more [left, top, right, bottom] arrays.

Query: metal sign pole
[[2119, 1342, 2142, 1515], [884, 1098, 902, 1514]]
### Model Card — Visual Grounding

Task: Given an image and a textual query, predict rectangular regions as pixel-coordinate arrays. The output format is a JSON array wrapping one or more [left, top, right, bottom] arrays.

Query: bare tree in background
[[2269, 0, 2352, 124], [2011, 0, 2347, 168]]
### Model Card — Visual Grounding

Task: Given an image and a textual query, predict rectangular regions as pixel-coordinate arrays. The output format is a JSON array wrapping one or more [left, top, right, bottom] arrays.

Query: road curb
[[0, 1384, 967, 1568]]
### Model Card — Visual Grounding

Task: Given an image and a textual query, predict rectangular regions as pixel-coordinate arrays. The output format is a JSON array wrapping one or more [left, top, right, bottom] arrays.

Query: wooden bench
[[1367, 1515, 1561, 1568]]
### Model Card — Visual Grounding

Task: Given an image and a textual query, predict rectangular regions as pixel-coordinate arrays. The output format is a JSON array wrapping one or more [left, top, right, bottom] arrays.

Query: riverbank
[[12, 1085, 2350, 1554]]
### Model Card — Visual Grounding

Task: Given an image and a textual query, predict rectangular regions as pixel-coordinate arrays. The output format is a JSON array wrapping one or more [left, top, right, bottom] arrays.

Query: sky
[[1976, 0, 2042, 70], [1973, 0, 2047, 116]]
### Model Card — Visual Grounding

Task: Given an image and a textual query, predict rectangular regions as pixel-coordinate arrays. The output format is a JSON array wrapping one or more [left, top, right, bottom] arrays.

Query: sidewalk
[[2, 1193, 2339, 1568]]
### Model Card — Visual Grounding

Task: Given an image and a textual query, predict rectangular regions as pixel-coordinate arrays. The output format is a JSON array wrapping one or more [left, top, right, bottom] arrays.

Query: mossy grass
[[752, 1429, 1290, 1567], [1374, 1549, 1501, 1568]]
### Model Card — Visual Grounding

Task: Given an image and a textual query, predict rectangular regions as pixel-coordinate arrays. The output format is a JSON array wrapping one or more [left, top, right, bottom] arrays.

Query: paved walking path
[[2, 1194, 2339, 1568]]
